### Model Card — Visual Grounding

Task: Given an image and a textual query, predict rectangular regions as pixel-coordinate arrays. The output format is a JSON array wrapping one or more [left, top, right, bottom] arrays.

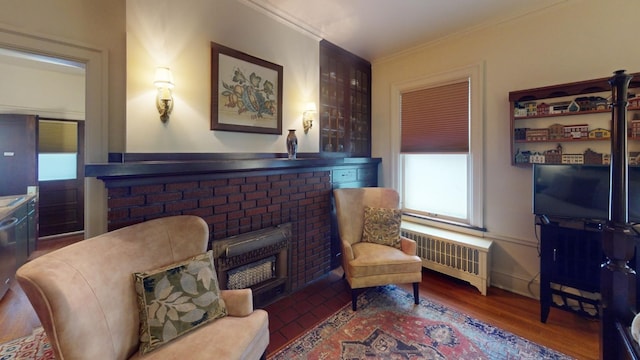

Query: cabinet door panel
[[0, 114, 37, 196], [320, 40, 371, 157]]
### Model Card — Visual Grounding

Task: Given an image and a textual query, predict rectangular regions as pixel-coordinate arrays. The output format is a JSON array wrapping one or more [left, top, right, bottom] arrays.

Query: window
[[391, 64, 484, 229], [38, 120, 79, 181]]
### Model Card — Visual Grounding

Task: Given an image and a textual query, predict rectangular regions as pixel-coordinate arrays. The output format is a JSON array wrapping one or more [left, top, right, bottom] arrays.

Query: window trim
[[390, 62, 484, 229]]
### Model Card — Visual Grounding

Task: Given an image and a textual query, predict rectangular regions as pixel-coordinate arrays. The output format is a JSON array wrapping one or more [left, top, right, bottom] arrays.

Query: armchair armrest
[[400, 236, 417, 256], [220, 289, 254, 317], [341, 240, 355, 261]]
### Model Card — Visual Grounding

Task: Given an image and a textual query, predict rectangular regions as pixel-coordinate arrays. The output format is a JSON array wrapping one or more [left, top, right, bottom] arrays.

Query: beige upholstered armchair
[[16, 215, 269, 359], [333, 187, 422, 310]]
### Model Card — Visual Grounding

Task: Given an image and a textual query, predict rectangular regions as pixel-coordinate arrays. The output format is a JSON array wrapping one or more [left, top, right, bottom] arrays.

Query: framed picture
[[211, 42, 283, 134]]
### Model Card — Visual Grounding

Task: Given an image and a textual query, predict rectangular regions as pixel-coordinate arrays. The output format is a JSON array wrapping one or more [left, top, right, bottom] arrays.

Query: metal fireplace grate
[[212, 223, 291, 307], [227, 255, 276, 290]]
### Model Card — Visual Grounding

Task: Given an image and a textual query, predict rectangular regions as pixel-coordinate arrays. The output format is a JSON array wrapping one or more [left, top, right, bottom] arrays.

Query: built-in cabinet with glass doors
[[319, 40, 371, 157]]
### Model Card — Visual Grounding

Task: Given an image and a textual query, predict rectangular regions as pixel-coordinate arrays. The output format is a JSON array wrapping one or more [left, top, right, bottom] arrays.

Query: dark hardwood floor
[[1, 235, 599, 359]]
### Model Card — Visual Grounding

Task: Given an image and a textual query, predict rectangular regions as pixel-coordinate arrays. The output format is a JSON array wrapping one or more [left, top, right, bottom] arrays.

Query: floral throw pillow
[[362, 206, 402, 248], [133, 250, 227, 354]]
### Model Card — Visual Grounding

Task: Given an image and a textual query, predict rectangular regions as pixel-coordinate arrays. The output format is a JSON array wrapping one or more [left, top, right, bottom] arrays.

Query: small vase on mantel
[[286, 129, 298, 159]]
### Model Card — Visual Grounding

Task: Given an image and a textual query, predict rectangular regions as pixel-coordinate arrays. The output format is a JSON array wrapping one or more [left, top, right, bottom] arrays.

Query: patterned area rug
[[270, 285, 573, 360], [0, 327, 53, 360]]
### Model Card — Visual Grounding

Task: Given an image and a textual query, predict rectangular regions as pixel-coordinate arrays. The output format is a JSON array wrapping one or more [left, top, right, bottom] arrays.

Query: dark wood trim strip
[[86, 153, 381, 182]]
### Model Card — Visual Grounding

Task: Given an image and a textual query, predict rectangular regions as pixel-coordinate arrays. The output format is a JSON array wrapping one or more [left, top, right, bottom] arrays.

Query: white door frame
[[0, 25, 109, 237]]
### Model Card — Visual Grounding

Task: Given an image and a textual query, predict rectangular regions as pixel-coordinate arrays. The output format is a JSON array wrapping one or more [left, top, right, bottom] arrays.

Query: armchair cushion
[[362, 206, 402, 248], [349, 242, 422, 279], [133, 250, 227, 354]]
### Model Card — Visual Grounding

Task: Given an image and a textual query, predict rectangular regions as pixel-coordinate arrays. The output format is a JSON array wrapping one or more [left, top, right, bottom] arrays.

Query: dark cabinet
[[329, 160, 380, 268], [0, 114, 38, 196], [319, 40, 371, 157], [0, 195, 37, 300], [539, 221, 604, 322]]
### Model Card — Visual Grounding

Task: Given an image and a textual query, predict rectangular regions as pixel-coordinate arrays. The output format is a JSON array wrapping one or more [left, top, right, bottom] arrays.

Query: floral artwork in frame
[[211, 42, 283, 134]]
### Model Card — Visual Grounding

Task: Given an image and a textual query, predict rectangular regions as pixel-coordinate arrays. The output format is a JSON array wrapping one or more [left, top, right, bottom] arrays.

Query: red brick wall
[[106, 171, 332, 291]]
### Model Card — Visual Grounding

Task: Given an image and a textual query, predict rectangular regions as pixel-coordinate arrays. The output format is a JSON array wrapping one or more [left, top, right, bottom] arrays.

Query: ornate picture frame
[[211, 42, 283, 134]]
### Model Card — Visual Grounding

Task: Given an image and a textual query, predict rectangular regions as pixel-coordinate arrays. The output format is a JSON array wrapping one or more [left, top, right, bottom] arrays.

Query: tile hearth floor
[[263, 269, 350, 355]]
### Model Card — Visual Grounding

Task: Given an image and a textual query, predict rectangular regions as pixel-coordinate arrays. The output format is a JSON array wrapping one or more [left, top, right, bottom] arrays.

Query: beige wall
[[372, 0, 640, 297], [125, 0, 320, 153], [0, 0, 126, 152], [0, 60, 84, 120]]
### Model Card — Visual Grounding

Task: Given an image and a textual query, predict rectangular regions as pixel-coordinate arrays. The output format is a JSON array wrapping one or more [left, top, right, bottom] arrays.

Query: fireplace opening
[[212, 222, 291, 308]]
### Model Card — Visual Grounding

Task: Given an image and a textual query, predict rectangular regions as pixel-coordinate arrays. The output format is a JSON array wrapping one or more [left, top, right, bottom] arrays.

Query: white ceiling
[[243, 0, 567, 61]]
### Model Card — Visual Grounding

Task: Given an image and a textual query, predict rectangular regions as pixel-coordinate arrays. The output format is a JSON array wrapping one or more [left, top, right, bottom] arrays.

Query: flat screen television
[[533, 164, 640, 223]]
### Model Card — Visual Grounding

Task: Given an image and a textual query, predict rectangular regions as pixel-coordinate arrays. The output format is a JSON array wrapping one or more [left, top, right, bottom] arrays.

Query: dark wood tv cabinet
[[539, 219, 605, 323]]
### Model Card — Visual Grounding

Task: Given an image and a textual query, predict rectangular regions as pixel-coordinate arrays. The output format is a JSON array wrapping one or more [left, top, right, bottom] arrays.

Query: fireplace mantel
[[86, 153, 380, 186], [85, 152, 380, 297]]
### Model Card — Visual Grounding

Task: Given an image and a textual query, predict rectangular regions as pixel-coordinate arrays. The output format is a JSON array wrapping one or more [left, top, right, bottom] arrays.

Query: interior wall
[[372, 0, 640, 297], [0, 0, 126, 152], [126, 0, 320, 154], [0, 60, 84, 120]]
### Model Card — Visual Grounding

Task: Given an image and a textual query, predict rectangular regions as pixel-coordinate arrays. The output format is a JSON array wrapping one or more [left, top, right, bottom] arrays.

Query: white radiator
[[401, 222, 493, 295]]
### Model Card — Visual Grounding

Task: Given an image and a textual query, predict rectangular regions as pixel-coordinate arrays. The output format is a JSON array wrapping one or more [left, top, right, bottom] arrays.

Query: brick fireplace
[[87, 154, 380, 299], [106, 170, 332, 292]]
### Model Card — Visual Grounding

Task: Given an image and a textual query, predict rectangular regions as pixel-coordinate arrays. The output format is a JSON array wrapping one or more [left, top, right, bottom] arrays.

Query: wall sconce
[[302, 102, 317, 134], [154, 67, 174, 123]]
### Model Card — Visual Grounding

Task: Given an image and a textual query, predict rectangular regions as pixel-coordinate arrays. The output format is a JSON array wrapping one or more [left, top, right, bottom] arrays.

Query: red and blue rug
[[0, 285, 572, 359], [0, 327, 53, 360], [270, 285, 572, 359]]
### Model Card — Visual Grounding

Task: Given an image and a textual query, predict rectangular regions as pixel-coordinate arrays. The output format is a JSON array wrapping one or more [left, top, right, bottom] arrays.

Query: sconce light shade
[[154, 67, 174, 89], [302, 102, 317, 134], [154, 67, 174, 123], [304, 102, 317, 113]]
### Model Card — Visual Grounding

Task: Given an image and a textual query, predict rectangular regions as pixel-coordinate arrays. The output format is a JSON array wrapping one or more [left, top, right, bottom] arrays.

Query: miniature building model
[[514, 128, 527, 140], [588, 128, 611, 139], [631, 120, 640, 138], [549, 101, 571, 114], [584, 148, 604, 165], [530, 152, 545, 164], [562, 153, 584, 164], [543, 144, 563, 164], [548, 123, 565, 140], [524, 102, 537, 116], [526, 128, 549, 141], [514, 149, 531, 164], [537, 102, 550, 115], [563, 124, 589, 139]]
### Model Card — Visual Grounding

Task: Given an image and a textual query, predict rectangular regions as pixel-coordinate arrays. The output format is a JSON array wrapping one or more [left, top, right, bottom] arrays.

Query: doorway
[[0, 48, 86, 238], [0, 26, 109, 238], [38, 119, 85, 237]]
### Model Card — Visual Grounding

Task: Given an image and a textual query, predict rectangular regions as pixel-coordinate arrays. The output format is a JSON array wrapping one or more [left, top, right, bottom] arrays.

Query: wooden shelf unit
[[509, 73, 640, 166]]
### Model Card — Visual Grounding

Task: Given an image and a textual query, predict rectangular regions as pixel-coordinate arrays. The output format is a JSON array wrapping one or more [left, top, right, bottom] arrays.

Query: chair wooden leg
[[413, 282, 420, 305], [352, 289, 358, 311]]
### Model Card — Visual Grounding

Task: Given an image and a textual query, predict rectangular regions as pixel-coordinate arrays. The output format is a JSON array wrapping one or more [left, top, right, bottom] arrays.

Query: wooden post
[[600, 70, 637, 359]]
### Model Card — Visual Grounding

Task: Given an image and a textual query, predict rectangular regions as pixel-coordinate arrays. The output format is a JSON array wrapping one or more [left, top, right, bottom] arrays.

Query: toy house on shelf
[[563, 124, 589, 139], [513, 145, 609, 165], [514, 149, 531, 164], [584, 148, 604, 164], [630, 120, 640, 139], [588, 128, 610, 139], [526, 128, 549, 141], [629, 97, 640, 108]]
